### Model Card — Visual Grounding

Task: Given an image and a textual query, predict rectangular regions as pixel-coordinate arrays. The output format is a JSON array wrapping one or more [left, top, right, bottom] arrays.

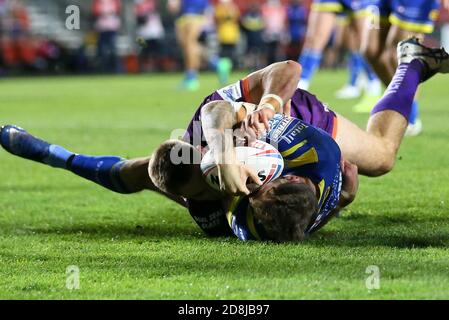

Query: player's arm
[[339, 159, 359, 208], [201, 101, 262, 196], [243, 60, 302, 134]]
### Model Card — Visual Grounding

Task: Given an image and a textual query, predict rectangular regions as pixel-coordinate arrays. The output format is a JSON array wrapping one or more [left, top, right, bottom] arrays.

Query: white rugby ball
[[200, 140, 284, 192]]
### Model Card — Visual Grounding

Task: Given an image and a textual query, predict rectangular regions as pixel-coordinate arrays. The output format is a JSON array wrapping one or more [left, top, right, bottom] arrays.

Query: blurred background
[[0, 0, 448, 77]]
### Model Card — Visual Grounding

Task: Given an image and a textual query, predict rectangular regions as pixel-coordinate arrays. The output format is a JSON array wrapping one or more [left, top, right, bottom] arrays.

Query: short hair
[[148, 140, 197, 195], [249, 181, 318, 242]]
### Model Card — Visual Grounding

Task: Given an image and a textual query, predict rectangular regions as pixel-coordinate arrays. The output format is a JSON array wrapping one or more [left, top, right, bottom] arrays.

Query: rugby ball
[[200, 140, 284, 192]]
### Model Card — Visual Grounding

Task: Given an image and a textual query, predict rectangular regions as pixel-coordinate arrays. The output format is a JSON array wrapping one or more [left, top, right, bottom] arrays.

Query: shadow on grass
[[0, 185, 88, 192], [15, 223, 206, 240], [4, 211, 449, 248], [308, 212, 449, 248]]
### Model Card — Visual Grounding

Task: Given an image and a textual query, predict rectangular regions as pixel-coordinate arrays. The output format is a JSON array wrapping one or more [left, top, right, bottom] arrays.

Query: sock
[[67, 154, 132, 194], [371, 60, 424, 121], [186, 70, 198, 81], [298, 48, 322, 83], [409, 100, 419, 125], [360, 57, 378, 82], [209, 55, 219, 70], [45, 145, 75, 169], [348, 52, 362, 87]]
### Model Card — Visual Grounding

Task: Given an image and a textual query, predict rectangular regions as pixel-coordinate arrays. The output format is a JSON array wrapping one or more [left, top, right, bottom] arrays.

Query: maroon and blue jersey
[[229, 114, 342, 241], [184, 80, 339, 238], [183, 79, 338, 149]]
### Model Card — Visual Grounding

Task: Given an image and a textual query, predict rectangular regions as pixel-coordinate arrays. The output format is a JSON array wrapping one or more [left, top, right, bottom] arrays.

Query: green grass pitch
[[0, 71, 448, 299]]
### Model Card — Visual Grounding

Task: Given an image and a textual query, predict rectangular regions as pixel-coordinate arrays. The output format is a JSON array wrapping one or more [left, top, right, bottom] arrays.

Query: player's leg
[[381, 0, 440, 134], [383, 25, 426, 135], [182, 18, 204, 91], [298, 1, 338, 90], [335, 9, 385, 112], [336, 39, 449, 176], [0, 126, 187, 206], [336, 18, 370, 99], [358, 13, 391, 86]]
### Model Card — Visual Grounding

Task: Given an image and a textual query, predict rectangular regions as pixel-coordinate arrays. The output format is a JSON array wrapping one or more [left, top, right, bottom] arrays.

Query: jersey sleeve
[[186, 199, 234, 237]]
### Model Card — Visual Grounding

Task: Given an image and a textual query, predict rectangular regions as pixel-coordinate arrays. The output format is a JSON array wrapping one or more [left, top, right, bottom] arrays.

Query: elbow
[[376, 158, 395, 177], [368, 158, 395, 177], [284, 60, 302, 84], [286, 60, 302, 73], [200, 101, 234, 126]]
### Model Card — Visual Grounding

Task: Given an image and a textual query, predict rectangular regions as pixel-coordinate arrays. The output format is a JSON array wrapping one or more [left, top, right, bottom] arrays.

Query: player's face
[[257, 175, 318, 199]]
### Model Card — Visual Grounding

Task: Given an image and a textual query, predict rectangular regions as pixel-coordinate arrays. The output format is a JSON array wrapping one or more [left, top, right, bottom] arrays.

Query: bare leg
[[303, 11, 337, 51], [184, 21, 203, 72], [298, 11, 336, 89], [336, 111, 406, 176], [176, 19, 203, 75], [336, 59, 425, 176], [359, 20, 391, 86]]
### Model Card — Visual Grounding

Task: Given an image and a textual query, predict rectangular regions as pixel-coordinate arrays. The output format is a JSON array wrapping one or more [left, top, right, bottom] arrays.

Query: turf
[[0, 71, 448, 300]]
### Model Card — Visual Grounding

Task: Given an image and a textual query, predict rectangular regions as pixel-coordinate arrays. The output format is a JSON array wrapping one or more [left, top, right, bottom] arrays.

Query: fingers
[[248, 113, 266, 136], [247, 111, 271, 138], [262, 113, 270, 131], [244, 165, 263, 186], [218, 165, 263, 196]]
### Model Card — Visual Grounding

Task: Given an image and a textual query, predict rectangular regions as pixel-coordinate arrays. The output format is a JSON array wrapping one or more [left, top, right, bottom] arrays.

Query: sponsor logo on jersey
[[217, 82, 242, 102], [282, 122, 308, 144], [269, 115, 294, 142]]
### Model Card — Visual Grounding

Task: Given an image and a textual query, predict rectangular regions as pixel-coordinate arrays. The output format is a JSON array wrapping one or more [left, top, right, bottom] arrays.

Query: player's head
[[149, 140, 213, 201], [249, 175, 318, 242]]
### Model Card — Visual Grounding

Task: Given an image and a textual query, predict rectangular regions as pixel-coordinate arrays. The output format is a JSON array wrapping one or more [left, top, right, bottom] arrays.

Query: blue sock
[[360, 57, 378, 82], [68, 155, 132, 194], [186, 70, 198, 81], [298, 49, 322, 82], [45, 145, 75, 169], [409, 100, 419, 125], [348, 52, 362, 86], [209, 55, 219, 70]]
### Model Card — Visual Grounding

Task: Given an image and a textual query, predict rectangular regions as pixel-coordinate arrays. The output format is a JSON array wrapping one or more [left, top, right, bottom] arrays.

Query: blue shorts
[[180, 0, 208, 16], [311, 0, 373, 14], [373, 0, 440, 33]]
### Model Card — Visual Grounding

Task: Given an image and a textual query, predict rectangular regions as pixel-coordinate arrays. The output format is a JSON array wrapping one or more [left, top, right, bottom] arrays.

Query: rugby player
[[298, 0, 449, 135], [356, 0, 448, 135], [297, 0, 375, 91], [168, 0, 209, 91], [1, 39, 448, 241]]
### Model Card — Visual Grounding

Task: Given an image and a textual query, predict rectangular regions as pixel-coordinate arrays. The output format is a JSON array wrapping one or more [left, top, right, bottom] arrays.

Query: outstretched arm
[[243, 60, 302, 134]]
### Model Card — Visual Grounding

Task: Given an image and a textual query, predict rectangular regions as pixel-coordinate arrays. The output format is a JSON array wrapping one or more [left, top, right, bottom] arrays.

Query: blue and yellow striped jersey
[[228, 115, 343, 240]]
